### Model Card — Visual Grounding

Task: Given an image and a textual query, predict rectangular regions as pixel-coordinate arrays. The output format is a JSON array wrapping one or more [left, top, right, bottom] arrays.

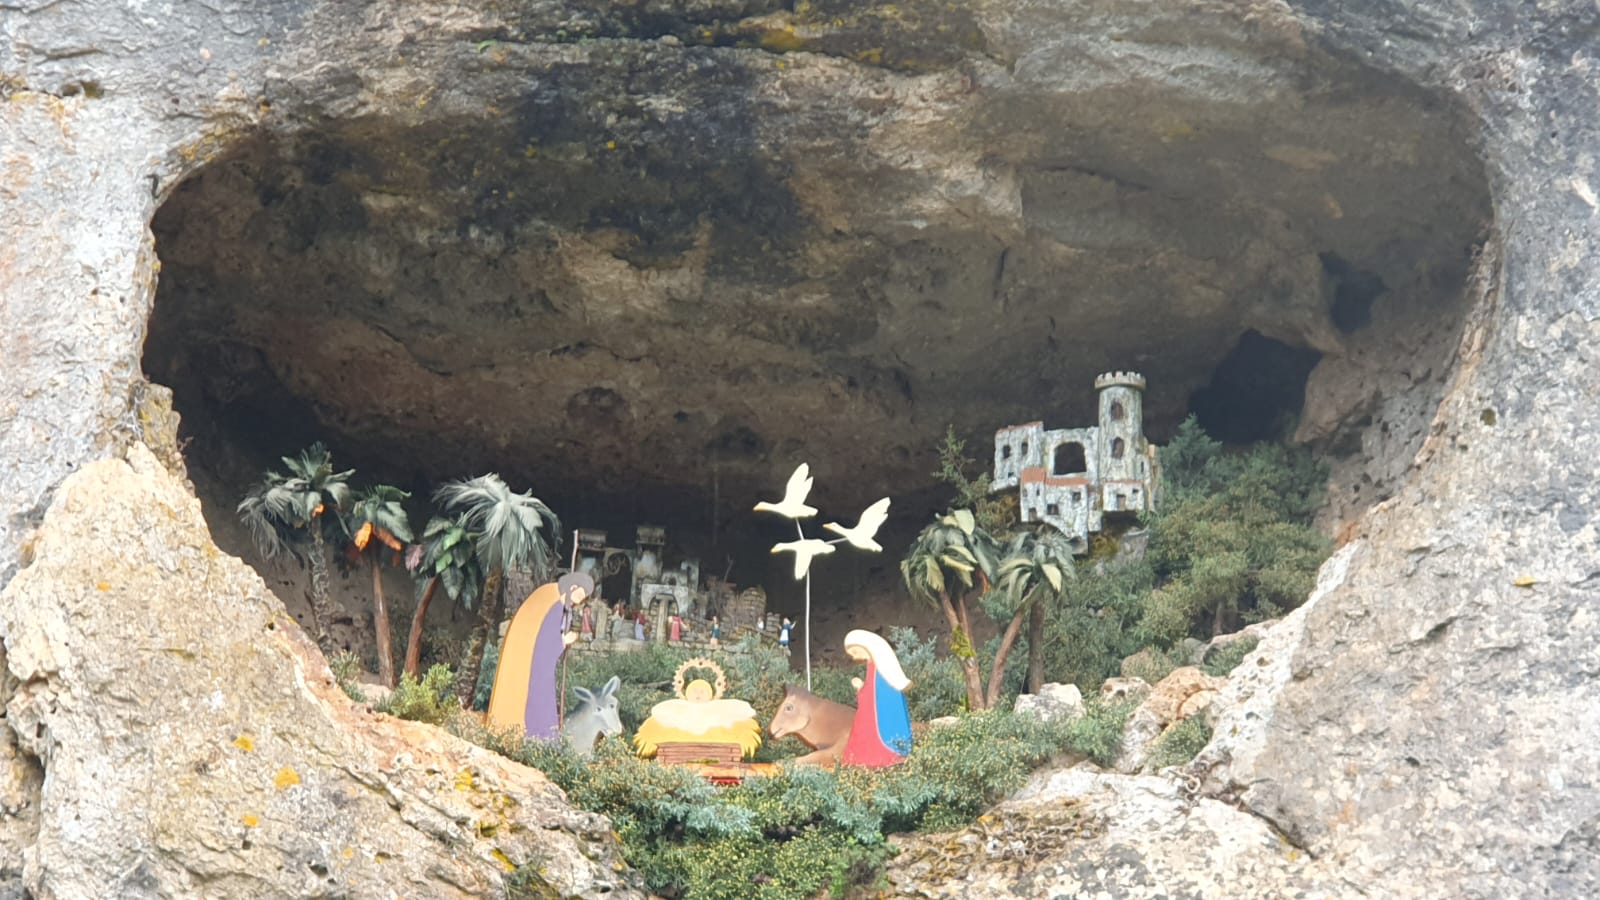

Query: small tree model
[[434, 474, 562, 707], [236, 443, 354, 654], [755, 463, 890, 690], [403, 513, 483, 679], [900, 509, 998, 710], [344, 485, 414, 687], [994, 526, 1079, 702]]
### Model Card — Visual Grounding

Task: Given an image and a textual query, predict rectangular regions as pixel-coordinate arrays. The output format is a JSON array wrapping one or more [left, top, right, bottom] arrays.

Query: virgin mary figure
[[841, 629, 913, 766]]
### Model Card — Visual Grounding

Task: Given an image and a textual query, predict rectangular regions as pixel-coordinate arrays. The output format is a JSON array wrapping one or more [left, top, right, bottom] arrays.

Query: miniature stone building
[[991, 372, 1159, 553]]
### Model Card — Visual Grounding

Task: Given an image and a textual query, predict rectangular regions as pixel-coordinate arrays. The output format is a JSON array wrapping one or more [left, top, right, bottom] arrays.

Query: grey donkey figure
[[562, 675, 623, 755]]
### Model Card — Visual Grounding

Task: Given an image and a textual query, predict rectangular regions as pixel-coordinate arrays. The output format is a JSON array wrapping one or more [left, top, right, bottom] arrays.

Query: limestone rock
[[1011, 683, 1085, 724], [0, 445, 641, 899], [1115, 668, 1226, 774], [884, 766, 1343, 898], [1099, 677, 1151, 706]]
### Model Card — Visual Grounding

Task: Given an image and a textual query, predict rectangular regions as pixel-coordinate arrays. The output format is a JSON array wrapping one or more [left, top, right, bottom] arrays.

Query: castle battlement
[[1093, 371, 1147, 391]]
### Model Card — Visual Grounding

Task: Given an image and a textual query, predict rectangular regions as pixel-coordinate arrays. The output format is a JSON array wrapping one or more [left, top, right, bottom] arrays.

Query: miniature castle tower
[[1094, 372, 1150, 515], [991, 372, 1156, 554]]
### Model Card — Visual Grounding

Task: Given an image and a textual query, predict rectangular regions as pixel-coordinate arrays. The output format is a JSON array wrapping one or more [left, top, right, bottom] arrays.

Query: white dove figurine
[[771, 538, 835, 579], [753, 463, 818, 519], [823, 497, 891, 552]]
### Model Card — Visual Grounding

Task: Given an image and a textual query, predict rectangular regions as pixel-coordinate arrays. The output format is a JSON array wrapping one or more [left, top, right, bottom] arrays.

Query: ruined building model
[[991, 372, 1159, 553]]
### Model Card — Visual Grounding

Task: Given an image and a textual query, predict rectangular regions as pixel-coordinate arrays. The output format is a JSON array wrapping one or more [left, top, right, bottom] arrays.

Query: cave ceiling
[[144, 0, 1491, 524]]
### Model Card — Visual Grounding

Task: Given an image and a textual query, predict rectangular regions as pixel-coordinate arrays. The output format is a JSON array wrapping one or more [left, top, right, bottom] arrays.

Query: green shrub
[[1203, 636, 1260, 677], [1120, 646, 1185, 685], [377, 664, 456, 726], [329, 650, 367, 703], [885, 626, 966, 720], [463, 705, 1109, 898], [1145, 715, 1213, 770], [1062, 698, 1137, 768]]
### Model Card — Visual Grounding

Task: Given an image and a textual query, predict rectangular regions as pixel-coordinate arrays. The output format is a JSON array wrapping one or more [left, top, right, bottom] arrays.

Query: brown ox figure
[[767, 684, 856, 765]]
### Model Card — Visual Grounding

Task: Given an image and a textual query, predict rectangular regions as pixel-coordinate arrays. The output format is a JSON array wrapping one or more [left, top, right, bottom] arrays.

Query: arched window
[[1109, 400, 1126, 422], [1052, 442, 1086, 475], [1020, 439, 1029, 458], [1001, 444, 1013, 460], [1112, 437, 1126, 460]]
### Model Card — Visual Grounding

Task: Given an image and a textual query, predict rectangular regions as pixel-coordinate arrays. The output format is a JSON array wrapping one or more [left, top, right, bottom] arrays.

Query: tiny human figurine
[[779, 617, 793, 652], [708, 615, 722, 649], [840, 629, 913, 766], [580, 602, 594, 638], [669, 613, 683, 643], [634, 610, 646, 642]]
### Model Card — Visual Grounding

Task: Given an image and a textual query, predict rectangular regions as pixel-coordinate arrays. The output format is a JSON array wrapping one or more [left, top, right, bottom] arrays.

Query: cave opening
[[139, 38, 1494, 664], [1187, 330, 1325, 445]]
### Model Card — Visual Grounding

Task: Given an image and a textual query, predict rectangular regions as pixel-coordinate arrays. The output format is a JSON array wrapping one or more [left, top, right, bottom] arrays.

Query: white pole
[[796, 519, 811, 690]]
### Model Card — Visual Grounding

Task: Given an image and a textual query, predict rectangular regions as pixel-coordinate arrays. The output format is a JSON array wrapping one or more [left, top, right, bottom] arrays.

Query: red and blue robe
[[842, 661, 913, 766]]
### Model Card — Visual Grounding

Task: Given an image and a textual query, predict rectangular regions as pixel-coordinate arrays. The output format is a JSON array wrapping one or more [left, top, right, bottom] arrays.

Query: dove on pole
[[753, 463, 819, 519], [823, 497, 891, 552], [771, 538, 836, 580]]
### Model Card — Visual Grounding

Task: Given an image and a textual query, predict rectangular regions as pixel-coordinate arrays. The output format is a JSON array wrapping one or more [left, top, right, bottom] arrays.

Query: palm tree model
[[237, 443, 354, 655], [900, 509, 998, 710], [435, 474, 562, 707], [403, 514, 483, 680], [344, 485, 414, 687], [994, 526, 1079, 705]]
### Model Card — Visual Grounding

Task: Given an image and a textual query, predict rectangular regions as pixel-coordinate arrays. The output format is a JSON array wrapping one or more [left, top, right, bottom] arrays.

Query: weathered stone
[[885, 766, 1344, 898], [1012, 682, 1085, 724], [1116, 667, 1226, 774], [1099, 677, 1151, 706], [2, 0, 1599, 895], [0, 445, 640, 899]]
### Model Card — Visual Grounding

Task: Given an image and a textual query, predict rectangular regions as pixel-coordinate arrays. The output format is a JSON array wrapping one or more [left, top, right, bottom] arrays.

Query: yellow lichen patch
[[273, 766, 300, 790], [491, 848, 515, 871], [232, 735, 255, 752], [342, 847, 355, 860], [455, 768, 476, 792], [756, 27, 808, 53], [95, 581, 110, 591], [240, 814, 259, 828]]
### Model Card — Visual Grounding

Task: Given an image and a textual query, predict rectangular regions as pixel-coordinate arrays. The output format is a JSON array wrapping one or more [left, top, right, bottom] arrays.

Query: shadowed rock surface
[[0, 444, 638, 898], [3, 0, 1599, 896]]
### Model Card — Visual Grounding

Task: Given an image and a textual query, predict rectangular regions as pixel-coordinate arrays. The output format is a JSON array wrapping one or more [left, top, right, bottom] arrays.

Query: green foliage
[[931, 426, 1018, 533], [433, 474, 562, 581], [464, 705, 1109, 898], [1037, 558, 1155, 691], [412, 513, 485, 611], [235, 442, 354, 558], [884, 627, 965, 720], [1145, 715, 1213, 770], [1141, 418, 1330, 643], [1062, 698, 1138, 768], [329, 650, 367, 703], [345, 484, 415, 548], [377, 664, 456, 726], [1119, 646, 1184, 685], [899, 510, 999, 607], [1203, 636, 1260, 677], [473, 639, 500, 710]]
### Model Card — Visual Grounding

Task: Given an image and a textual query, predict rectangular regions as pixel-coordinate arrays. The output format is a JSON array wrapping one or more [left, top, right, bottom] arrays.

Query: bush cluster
[[1032, 417, 1329, 692], [454, 689, 1132, 897]]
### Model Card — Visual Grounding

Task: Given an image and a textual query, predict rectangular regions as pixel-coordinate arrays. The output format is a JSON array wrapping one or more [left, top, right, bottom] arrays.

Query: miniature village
[[230, 370, 1335, 895]]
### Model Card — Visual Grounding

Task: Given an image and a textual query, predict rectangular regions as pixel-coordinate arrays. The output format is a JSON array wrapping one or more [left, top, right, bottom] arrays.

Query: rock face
[[885, 765, 1340, 898], [1116, 667, 1226, 774], [3, 0, 1599, 897], [0, 445, 639, 899], [1011, 682, 1085, 724]]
